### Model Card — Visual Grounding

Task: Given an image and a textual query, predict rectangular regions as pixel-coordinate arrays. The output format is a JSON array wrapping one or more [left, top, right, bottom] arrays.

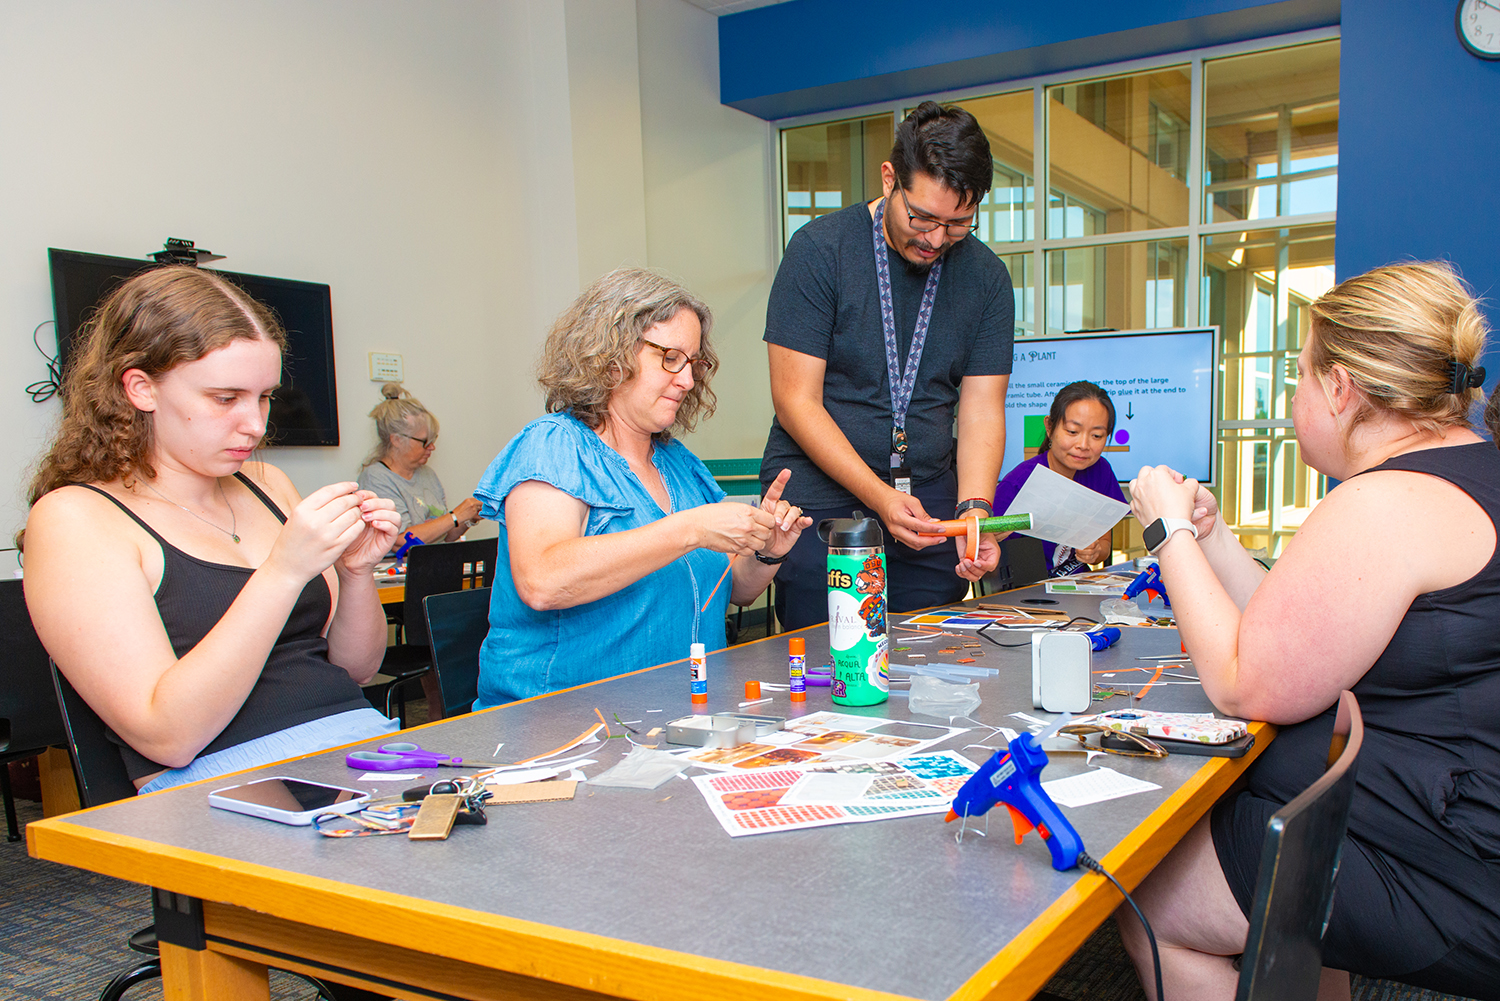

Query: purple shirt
[[992, 452, 1127, 566]]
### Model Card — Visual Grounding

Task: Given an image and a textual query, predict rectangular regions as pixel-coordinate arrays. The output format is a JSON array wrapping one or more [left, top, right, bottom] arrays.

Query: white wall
[[0, 0, 777, 563], [637, 0, 778, 463]]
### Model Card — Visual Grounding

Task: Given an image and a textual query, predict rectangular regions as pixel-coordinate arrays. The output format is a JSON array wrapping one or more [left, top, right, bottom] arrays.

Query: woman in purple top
[[991, 381, 1126, 574]]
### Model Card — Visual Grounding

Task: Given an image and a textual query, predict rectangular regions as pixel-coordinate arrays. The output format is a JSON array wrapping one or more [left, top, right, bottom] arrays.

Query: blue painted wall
[[1338, 0, 1500, 400], [720, 0, 1337, 119]]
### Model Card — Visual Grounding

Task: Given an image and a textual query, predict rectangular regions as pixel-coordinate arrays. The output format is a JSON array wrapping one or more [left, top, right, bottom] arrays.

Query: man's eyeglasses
[[641, 338, 714, 380], [895, 183, 979, 238], [397, 431, 438, 450]]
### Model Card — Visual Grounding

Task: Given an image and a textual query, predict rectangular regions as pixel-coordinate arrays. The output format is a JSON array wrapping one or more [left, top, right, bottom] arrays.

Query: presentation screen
[[1002, 327, 1220, 485]]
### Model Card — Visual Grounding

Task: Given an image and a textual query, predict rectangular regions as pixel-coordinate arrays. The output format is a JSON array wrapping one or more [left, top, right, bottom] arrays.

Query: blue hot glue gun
[[1123, 563, 1170, 609], [1088, 626, 1122, 652], [945, 724, 1085, 871]]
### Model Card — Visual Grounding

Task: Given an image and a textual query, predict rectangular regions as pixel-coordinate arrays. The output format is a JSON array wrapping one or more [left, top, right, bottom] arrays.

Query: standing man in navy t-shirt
[[760, 101, 1015, 631]]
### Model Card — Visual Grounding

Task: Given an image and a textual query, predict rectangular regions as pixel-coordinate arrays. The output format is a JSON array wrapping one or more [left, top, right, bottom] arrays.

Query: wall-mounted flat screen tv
[[48, 248, 340, 446], [1003, 327, 1220, 485]]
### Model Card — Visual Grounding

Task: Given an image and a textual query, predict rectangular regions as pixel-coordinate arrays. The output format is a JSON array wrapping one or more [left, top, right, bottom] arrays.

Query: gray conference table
[[28, 580, 1269, 1001]]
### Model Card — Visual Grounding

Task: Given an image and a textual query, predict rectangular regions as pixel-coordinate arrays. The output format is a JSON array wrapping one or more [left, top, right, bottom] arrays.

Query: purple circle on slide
[[1115, 429, 1130, 445]]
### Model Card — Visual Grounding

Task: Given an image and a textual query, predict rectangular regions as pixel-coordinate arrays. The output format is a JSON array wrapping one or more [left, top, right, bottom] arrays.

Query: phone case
[[207, 776, 370, 826], [1085, 709, 1248, 745]]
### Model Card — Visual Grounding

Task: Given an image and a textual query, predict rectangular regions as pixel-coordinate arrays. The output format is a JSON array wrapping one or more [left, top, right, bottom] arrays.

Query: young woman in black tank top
[[22, 267, 403, 791], [1118, 262, 1500, 1001]]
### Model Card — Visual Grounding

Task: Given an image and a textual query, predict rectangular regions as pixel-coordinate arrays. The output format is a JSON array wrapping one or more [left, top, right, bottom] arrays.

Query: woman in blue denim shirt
[[474, 269, 811, 707]]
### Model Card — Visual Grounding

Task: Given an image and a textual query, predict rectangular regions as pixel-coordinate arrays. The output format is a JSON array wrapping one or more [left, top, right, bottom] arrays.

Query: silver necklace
[[139, 477, 240, 543]]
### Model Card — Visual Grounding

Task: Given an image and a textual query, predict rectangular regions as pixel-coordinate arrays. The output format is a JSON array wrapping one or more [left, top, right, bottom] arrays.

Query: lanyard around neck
[[872, 197, 943, 468]]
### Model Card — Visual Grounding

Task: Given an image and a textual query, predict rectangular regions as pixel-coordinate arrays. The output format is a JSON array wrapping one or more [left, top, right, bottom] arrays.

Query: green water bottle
[[819, 512, 889, 706]]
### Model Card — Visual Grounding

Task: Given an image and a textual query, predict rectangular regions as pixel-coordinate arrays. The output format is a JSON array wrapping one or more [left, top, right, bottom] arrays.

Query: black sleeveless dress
[[82, 473, 371, 781], [1211, 441, 1500, 998]]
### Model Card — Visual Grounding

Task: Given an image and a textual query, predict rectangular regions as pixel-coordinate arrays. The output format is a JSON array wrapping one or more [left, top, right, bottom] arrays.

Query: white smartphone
[[207, 776, 370, 826]]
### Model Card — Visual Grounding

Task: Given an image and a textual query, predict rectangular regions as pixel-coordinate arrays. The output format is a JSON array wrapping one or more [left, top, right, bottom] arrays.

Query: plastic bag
[[907, 674, 982, 719], [585, 746, 691, 790], [1099, 596, 1148, 625]]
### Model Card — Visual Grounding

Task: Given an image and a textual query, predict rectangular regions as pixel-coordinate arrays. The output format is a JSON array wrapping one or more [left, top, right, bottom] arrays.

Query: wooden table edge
[[26, 817, 918, 1001], [944, 720, 1275, 1001]]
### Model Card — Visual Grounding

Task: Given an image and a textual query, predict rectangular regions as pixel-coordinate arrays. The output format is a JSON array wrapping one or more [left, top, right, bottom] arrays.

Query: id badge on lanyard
[[890, 426, 912, 495], [873, 197, 941, 501]]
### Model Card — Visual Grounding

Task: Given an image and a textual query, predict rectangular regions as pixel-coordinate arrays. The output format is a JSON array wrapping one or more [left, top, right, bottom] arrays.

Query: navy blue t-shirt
[[760, 201, 1014, 508]]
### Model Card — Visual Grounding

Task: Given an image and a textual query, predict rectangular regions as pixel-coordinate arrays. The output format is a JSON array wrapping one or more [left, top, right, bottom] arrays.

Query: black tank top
[[1247, 441, 1500, 886], [82, 473, 370, 780]]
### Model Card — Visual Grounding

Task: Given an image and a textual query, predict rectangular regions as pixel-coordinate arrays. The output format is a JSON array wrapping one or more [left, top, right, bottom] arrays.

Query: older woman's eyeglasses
[[641, 338, 714, 380], [397, 431, 438, 450]]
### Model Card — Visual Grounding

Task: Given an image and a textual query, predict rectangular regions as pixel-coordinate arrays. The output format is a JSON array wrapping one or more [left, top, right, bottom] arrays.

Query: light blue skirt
[[137, 708, 399, 795]]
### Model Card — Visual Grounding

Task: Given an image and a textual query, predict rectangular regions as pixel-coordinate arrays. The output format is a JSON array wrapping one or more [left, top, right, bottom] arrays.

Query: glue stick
[[690, 642, 708, 704], [788, 637, 806, 702]]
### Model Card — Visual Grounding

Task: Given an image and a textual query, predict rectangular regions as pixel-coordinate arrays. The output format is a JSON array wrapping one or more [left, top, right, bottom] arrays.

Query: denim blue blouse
[[472, 412, 730, 708]]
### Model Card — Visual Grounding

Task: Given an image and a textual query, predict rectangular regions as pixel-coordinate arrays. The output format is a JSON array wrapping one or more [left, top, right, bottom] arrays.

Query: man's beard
[[900, 238, 948, 275]]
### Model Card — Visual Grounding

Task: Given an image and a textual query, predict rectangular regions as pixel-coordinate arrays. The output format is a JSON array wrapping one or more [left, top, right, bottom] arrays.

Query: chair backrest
[[401, 537, 498, 648], [423, 587, 491, 718], [49, 663, 138, 808], [1236, 690, 1364, 1001], [0, 578, 67, 758], [979, 534, 1049, 594]]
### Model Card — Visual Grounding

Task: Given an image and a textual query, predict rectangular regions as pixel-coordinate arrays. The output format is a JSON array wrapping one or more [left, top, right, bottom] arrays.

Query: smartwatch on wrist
[[1143, 517, 1198, 555], [954, 498, 993, 518], [451, 512, 460, 529]]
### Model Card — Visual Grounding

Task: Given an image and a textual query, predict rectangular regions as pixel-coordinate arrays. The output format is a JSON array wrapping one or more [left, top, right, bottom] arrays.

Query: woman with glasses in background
[[358, 383, 483, 545], [471, 268, 812, 708]]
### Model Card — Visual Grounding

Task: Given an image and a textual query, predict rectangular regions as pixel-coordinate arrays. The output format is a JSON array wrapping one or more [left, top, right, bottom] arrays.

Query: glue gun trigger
[[1006, 804, 1035, 845]]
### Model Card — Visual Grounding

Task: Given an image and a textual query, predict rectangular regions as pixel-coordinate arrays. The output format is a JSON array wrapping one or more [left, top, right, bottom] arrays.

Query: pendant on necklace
[[231, 534, 241, 543]]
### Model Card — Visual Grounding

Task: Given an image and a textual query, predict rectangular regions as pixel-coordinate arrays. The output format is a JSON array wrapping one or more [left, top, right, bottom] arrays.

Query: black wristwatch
[[754, 550, 788, 565]]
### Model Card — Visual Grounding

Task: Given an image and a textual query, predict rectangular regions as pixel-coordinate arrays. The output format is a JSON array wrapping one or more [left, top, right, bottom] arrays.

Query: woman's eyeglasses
[[397, 431, 437, 450], [641, 338, 714, 380], [1057, 724, 1168, 759]]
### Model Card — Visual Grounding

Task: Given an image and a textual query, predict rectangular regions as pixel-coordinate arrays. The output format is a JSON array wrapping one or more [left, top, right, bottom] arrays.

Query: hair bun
[[380, 382, 405, 400]]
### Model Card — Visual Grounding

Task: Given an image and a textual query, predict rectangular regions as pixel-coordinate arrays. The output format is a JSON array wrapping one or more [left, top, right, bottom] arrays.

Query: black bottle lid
[[817, 510, 884, 548]]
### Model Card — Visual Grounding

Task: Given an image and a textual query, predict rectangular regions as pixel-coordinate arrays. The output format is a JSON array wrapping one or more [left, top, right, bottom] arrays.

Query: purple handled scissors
[[345, 742, 497, 771]]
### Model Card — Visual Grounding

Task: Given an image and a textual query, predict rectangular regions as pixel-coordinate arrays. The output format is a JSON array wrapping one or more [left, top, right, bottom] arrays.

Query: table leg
[[159, 941, 270, 1000], [39, 747, 80, 817]]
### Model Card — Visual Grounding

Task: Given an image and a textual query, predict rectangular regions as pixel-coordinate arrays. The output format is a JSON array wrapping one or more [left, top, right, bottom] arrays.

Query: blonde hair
[[537, 268, 716, 442], [1308, 261, 1492, 443], [27, 266, 285, 507], [362, 383, 438, 467]]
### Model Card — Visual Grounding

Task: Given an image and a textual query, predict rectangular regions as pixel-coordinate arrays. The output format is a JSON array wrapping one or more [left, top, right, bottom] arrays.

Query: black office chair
[[365, 538, 497, 726], [0, 579, 68, 841], [50, 665, 346, 1001], [977, 534, 1050, 595], [1235, 690, 1364, 1001], [422, 587, 491, 718]]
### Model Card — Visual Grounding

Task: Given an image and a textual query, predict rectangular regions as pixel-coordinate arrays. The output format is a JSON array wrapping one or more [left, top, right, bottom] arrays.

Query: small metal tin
[[713, 712, 785, 737], [665, 715, 756, 748]]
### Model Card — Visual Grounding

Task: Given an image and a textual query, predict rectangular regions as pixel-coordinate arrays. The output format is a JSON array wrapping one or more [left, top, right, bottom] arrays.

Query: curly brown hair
[[26, 265, 286, 508], [537, 268, 716, 442]]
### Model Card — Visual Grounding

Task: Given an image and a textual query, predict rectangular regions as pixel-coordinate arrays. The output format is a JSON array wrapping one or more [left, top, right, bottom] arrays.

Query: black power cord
[[1078, 850, 1164, 1001], [26, 320, 61, 402]]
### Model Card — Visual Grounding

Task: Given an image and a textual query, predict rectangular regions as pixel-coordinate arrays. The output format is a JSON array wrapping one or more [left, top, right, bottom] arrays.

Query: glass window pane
[[1047, 67, 1191, 237], [1202, 224, 1335, 552], [949, 90, 1036, 246], [1044, 239, 1187, 334], [1204, 40, 1339, 223], [781, 114, 894, 248]]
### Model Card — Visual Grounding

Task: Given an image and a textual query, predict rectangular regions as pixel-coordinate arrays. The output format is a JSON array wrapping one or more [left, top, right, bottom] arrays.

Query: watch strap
[[955, 497, 994, 518], [1147, 518, 1198, 554], [754, 550, 788, 565]]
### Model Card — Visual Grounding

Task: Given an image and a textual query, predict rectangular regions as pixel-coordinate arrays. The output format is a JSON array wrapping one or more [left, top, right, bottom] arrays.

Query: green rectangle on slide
[[1024, 414, 1047, 449]]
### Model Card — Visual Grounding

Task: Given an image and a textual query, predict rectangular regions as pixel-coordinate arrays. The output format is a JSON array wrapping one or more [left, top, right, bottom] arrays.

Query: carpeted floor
[[0, 716, 1479, 1001]]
